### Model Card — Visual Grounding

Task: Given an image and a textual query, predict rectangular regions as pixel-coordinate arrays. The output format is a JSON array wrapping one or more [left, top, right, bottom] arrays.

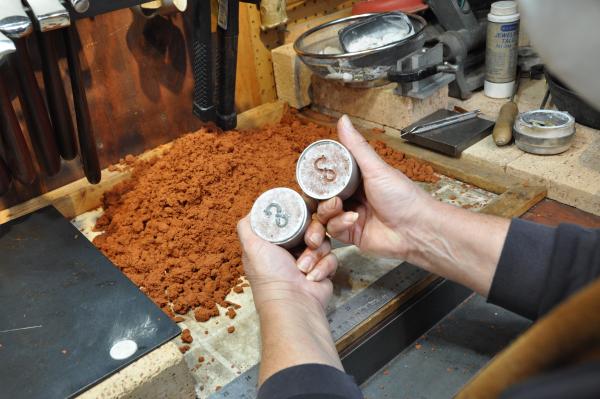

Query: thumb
[[237, 215, 260, 249], [337, 115, 389, 177]]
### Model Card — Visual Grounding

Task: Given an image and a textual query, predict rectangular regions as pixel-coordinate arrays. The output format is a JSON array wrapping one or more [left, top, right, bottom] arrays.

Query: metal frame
[[341, 279, 472, 384]]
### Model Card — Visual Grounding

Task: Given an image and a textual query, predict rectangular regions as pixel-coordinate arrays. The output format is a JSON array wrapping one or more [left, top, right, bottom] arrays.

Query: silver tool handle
[[403, 109, 481, 136], [68, 0, 90, 13]]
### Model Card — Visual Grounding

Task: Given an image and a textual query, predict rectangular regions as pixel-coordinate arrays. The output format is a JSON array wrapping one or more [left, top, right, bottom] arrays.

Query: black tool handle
[[216, 0, 239, 130], [37, 29, 78, 160], [63, 25, 101, 184], [0, 154, 12, 196], [0, 61, 37, 185], [388, 64, 440, 83], [12, 37, 61, 176], [192, 0, 215, 121]]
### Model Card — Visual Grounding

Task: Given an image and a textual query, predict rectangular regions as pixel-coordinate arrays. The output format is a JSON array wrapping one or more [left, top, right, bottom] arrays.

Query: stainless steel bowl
[[513, 110, 576, 155], [293, 13, 427, 85]]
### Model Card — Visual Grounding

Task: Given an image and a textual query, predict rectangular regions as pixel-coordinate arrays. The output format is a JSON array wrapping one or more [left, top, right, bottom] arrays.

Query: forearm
[[254, 283, 342, 385], [404, 199, 510, 296]]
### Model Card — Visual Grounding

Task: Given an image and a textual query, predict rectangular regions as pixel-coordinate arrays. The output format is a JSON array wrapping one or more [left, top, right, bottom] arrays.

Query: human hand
[[237, 216, 338, 310], [303, 115, 437, 260]]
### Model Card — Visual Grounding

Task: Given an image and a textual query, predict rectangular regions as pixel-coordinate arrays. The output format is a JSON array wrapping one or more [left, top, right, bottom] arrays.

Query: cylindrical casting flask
[[296, 139, 360, 200], [484, 1, 520, 98], [250, 187, 311, 249]]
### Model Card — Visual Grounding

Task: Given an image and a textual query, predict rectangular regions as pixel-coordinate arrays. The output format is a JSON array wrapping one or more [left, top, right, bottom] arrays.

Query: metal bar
[[210, 263, 434, 398], [24, 0, 71, 31], [341, 279, 472, 384], [402, 109, 480, 136], [62, 24, 101, 183]]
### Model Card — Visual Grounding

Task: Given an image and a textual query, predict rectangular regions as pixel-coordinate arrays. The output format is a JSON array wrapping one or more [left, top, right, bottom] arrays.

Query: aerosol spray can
[[250, 187, 314, 249], [484, 1, 520, 98], [296, 139, 361, 201]]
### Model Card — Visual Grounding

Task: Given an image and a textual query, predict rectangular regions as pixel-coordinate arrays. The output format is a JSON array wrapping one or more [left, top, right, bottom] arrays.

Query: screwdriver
[[493, 76, 521, 146]]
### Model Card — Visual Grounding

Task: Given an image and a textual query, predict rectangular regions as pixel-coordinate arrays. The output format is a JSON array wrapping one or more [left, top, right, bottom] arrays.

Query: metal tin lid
[[514, 110, 575, 138], [296, 139, 358, 200], [250, 188, 309, 246]]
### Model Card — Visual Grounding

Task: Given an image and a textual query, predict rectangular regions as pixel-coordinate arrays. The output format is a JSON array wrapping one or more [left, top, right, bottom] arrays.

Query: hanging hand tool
[[492, 74, 520, 146], [62, 22, 101, 184], [192, 0, 215, 122], [26, 0, 78, 160], [1, 0, 61, 176], [216, 0, 240, 130], [0, 53, 37, 185]]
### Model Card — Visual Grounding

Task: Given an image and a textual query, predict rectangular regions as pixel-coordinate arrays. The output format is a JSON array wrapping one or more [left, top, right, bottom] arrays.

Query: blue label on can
[[501, 23, 518, 32]]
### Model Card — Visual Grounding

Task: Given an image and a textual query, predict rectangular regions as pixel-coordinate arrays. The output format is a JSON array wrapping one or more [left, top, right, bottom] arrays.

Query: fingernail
[[340, 114, 352, 129], [297, 257, 312, 273], [309, 233, 320, 246], [342, 212, 359, 224], [306, 269, 321, 282], [327, 197, 338, 210]]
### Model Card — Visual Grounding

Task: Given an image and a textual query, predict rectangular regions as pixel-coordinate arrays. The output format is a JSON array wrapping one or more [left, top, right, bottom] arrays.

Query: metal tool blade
[[25, 0, 71, 31]]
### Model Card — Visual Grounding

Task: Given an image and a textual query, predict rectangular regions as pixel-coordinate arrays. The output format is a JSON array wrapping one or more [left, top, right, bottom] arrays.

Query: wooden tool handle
[[493, 101, 518, 146], [0, 62, 37, 185]]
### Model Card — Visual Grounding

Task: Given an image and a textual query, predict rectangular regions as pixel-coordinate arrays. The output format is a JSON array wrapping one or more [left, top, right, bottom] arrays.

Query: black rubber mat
[[0, 206, 180, 399]]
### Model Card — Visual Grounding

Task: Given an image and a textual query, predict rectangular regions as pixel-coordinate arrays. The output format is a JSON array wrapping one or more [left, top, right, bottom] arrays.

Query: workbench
[[2, 91, 598, 398], [1, 99, 546, 398]]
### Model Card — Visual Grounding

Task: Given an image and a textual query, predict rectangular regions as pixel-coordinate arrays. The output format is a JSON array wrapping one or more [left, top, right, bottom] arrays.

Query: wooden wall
[[0, 0, 357, 210]]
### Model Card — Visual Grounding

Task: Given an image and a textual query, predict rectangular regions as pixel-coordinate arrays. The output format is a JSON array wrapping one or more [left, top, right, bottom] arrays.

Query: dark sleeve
[[257, 364, 363, 399], [488, 219, 600, 319], [500, 361, 600, 399]]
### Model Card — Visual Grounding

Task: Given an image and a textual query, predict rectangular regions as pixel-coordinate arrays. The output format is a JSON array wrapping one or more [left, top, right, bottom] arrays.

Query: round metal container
[[296, 139, 361, 200], [293, 13, 427, 85], [513, 110, 575, 155], [250, 188, 310, 249]]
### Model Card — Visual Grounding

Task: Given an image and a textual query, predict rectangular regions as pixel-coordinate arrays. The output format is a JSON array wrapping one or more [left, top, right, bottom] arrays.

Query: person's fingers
[[316, 196, 344, 225], [326, 211, 360, 243], [306, 253, 338, 282], [337, 115, 390, 178], [296, 239, 332, 274], [305, 219, 326, 249]]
